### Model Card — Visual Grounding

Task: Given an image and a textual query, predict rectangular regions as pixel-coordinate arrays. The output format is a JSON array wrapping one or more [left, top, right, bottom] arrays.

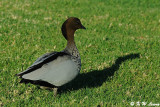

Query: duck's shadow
[[59, 53, 140, 93]]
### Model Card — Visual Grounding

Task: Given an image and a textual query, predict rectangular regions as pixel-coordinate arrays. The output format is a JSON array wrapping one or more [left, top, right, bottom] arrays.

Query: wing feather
[[16, 51, 69, 77]]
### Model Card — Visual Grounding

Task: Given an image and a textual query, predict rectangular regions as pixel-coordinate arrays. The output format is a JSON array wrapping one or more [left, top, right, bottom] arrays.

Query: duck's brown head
[[61, 17, 86, 40]]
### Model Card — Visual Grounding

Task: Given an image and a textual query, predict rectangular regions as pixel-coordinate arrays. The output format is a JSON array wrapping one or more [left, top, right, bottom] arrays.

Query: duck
[[16, 17, 86, 96]]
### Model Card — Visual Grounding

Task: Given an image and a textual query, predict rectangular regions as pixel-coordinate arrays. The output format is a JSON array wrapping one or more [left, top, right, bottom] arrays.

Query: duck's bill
[[81, 25, 86, 29]]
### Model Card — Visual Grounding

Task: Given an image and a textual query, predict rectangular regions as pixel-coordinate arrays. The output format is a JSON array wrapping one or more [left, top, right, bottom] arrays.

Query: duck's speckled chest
[[70, 49, 81, 72], [63, 47, 81, 72]]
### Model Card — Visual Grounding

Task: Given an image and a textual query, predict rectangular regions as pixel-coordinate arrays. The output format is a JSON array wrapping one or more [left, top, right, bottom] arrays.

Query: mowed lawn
[[0, 0, 160, 106]]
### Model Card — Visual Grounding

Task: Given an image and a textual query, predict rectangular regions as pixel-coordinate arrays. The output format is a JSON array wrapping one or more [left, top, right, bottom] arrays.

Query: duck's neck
[[66, 40, 76, 49], [64, 39, 78, 55], [63, 29, 79, 56]]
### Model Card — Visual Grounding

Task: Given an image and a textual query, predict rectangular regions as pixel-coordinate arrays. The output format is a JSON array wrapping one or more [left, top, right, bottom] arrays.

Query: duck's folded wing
[[16, 51, 69, 77], [21, 55, 78, 86]]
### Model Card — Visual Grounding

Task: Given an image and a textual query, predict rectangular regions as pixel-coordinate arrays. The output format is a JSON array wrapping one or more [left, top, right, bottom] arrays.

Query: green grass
[[0, 0, 160, 106]]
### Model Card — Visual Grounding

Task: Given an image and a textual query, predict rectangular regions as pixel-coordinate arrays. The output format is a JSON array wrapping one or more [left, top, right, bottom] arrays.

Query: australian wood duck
[[16, 17, 86, 96]]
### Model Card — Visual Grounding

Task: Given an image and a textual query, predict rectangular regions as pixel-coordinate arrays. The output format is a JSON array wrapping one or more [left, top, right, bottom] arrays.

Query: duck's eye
[[76, 21, 80, 25]]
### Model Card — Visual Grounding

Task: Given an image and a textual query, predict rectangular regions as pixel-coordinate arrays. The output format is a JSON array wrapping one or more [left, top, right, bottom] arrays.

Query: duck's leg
[[53, 87, 58, 96], [40, 86, 58, 96]]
